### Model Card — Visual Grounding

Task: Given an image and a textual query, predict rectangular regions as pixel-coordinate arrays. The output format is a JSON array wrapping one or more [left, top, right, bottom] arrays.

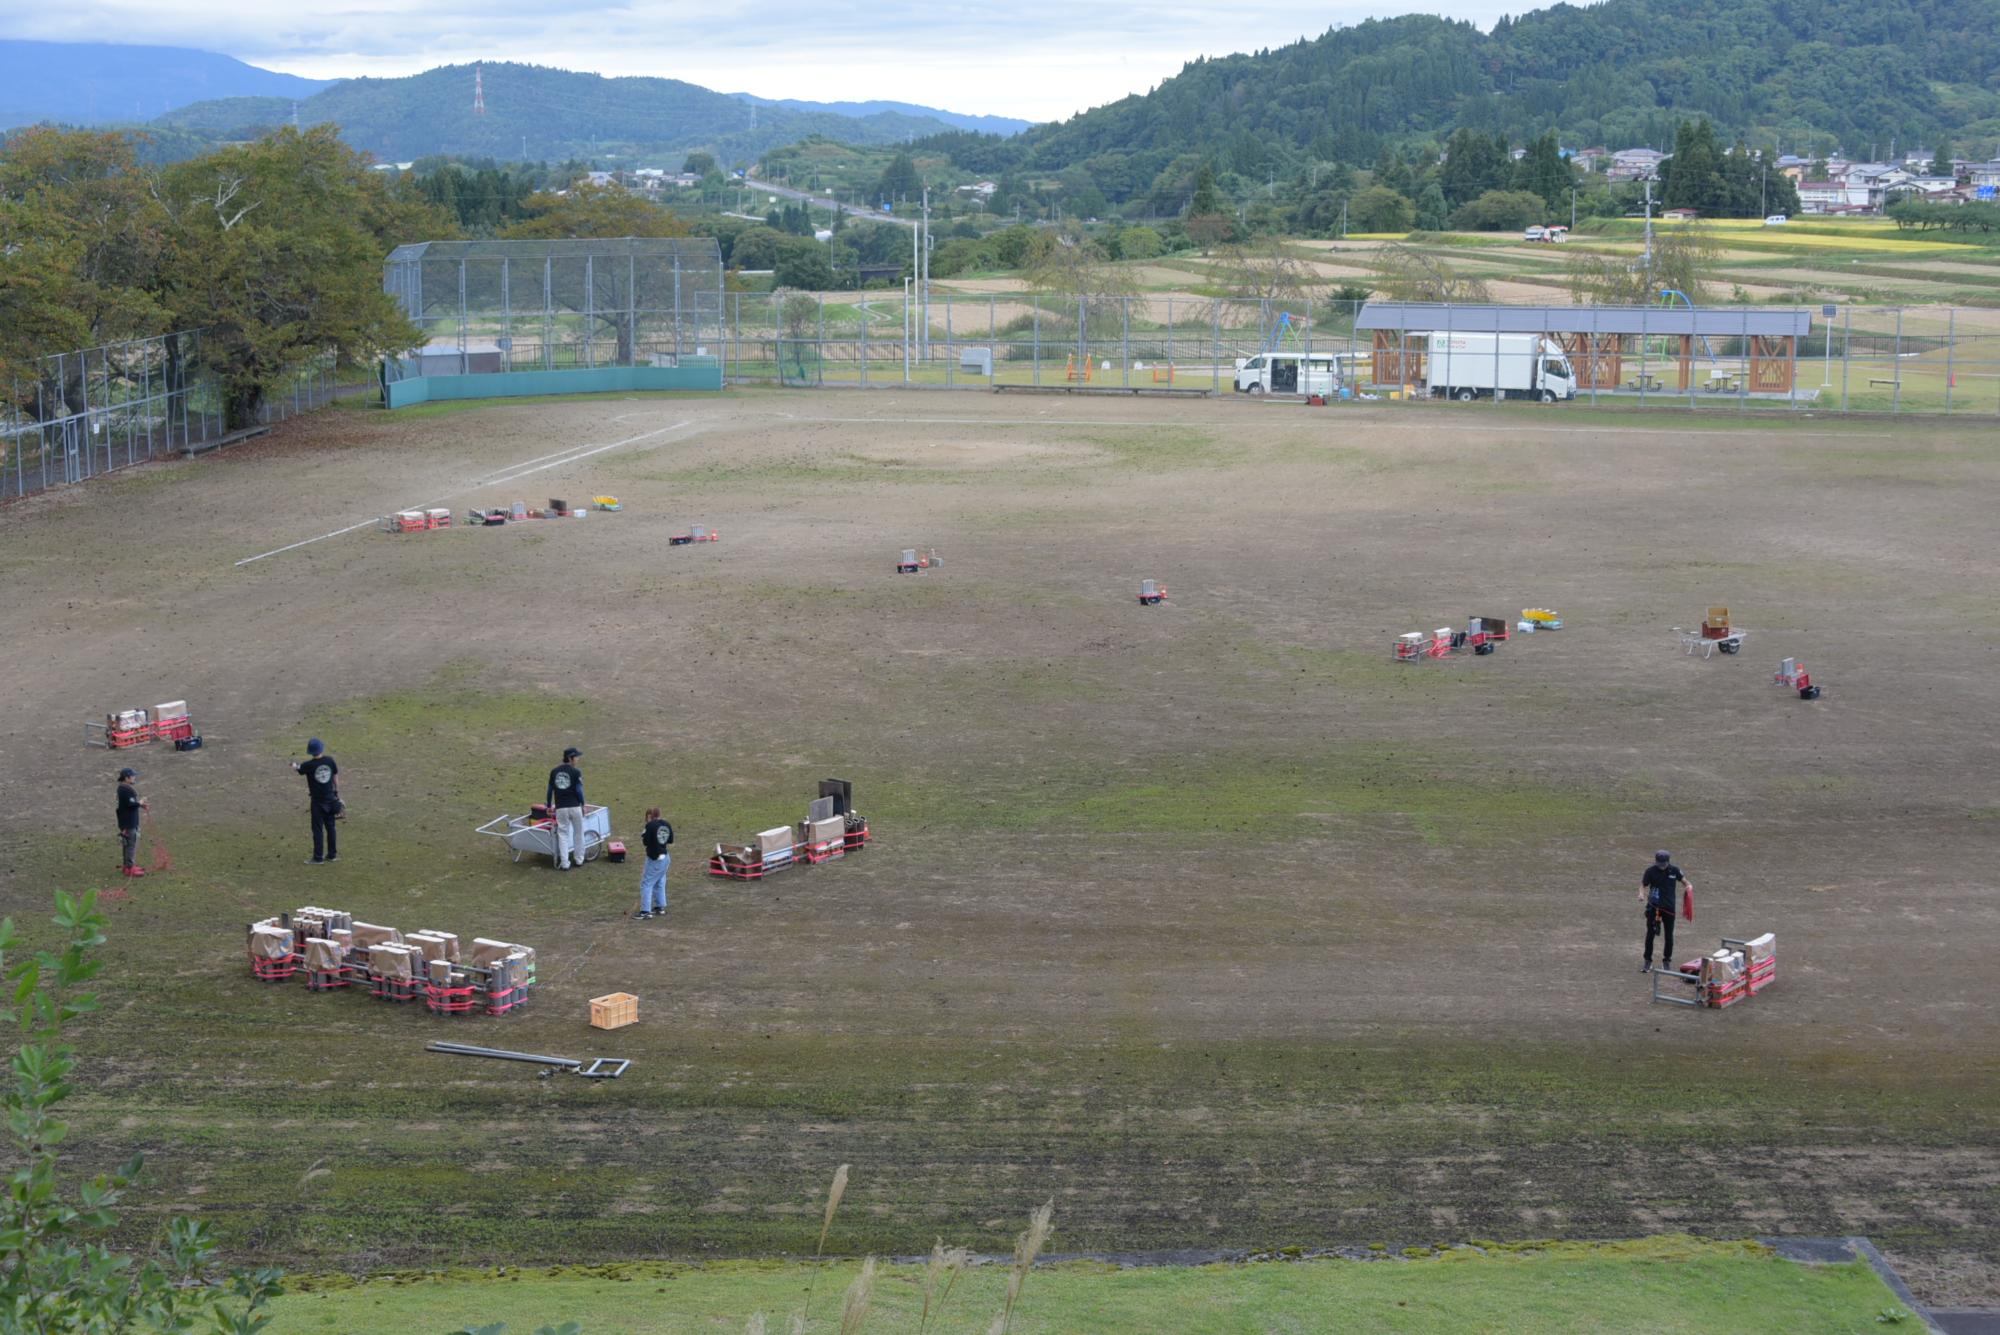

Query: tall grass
[[838, 1257, 877, 1335], [799, 1163, 850, 1327], [997, 1200, 1054, 1335], [919, 1239, 972, 1334]]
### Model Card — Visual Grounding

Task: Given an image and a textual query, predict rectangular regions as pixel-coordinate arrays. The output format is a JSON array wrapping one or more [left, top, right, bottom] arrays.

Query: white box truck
[[1425, 333, 1577, 402], [1233, 351, 1339, 396]]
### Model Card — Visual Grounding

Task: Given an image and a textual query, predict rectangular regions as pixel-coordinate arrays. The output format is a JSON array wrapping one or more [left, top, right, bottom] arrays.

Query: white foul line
[[233, 420, 692, 567]]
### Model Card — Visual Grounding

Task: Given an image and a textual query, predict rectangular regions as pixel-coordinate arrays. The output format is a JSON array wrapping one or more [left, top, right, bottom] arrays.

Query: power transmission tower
[[474, 63, 486, 117]]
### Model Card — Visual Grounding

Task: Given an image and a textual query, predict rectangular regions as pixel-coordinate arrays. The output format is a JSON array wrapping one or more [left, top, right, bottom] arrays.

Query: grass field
[[266, 1237, 1914, 1332], [1, 387, 1996, 1317]]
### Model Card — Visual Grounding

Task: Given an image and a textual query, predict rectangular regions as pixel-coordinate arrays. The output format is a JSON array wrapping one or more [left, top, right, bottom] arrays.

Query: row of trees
[[1, 125, 449, 426]]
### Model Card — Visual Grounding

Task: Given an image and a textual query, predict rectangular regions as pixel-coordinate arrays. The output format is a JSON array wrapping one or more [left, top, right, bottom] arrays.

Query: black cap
[[118, 767, 137, 780], [562, 747, 581, 760], [1655, 849, 1671, 863]]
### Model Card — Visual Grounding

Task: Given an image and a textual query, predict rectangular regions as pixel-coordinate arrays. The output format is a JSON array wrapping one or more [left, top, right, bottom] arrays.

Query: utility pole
[[1642, 176, 1655, 288], [1570, 186, 1577, 232], [1339, 199, 1347, 239], [921, 185, 931, 359]]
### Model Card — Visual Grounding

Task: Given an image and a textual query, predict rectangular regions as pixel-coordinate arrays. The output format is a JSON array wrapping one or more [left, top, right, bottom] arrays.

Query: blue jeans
[[640, 853, 669, 913]]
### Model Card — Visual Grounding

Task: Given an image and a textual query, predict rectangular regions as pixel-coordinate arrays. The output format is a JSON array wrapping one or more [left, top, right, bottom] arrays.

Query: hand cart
[[475, 804, 612, 865]]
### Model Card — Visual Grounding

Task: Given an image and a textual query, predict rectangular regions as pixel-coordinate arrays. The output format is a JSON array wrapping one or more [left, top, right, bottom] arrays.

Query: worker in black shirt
[[546, 747, 587, 869], [636, 806, 673, 918], [1640, 850, 1692, 972], [115, 767, 148, 877], [290, 738, 341, 864]]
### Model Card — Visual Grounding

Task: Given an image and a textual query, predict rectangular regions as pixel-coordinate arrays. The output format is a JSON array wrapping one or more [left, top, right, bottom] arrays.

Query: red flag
[[1682, 887, 1695, 922]]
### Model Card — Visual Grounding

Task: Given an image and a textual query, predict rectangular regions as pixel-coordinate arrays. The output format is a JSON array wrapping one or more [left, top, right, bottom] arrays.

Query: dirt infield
[[1, 389, 1995, 1302]]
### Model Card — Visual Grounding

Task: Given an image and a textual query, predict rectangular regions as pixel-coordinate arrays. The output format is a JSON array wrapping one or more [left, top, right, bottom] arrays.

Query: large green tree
[[1514, 132, 1574, 212], [874, 152, 922, 205], [154, 126, 420, 426], [501, 181, 690, 239], [0, 128, 170, 412]]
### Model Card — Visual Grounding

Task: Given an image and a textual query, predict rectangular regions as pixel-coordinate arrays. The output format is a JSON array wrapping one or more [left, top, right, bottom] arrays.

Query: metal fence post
[[1945, 307, 1956, 414], [1121, 297, 1130, 389], [1840, 306, 1851, 412], [1033, 304, 1041, 387], [1211, 303, 1221, 394], [1892, 309, 1903, 414]]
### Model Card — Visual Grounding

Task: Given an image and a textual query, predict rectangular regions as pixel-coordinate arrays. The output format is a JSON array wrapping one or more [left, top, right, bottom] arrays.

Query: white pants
[[554, 806, 588, 867]]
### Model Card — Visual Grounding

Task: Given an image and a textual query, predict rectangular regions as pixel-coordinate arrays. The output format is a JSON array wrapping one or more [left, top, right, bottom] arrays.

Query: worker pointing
[[547, 747, 587, 870]]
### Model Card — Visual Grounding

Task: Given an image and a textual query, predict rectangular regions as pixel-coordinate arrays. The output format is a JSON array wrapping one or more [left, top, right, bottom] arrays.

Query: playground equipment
[[1651, 932, 1776, 1009], [87, 700, 198, 750], [1774, 658, 1821, 700], [1151, 364, 1175, 384], [670, 524, 719, 546], [1065, 354, 1094, 384], [1138, 579, 1168, 606], [1676, 605, 1745, 657]]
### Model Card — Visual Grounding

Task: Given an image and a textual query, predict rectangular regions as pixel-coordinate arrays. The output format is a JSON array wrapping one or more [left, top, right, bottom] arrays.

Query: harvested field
[[1, 388, 1996, 1304]]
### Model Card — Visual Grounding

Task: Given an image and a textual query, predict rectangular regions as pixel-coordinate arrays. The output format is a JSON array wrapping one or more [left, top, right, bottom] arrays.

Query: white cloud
[[1, 3, 1516, 122]]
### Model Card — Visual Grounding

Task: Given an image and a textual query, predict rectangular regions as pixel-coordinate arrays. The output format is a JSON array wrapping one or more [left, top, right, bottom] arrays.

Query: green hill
[[926, 0, 2000, 202], [155, 62, 953, 164]]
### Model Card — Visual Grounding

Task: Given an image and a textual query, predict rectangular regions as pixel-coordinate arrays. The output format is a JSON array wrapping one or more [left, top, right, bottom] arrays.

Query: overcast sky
[[4, 2, 1517, 122]]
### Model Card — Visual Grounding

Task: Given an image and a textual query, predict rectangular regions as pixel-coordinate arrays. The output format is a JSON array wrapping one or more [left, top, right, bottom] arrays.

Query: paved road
[[741, 174, 915, 228]]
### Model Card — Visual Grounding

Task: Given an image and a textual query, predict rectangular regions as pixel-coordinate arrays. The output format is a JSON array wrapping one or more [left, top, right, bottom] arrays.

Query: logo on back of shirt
[[554, 772, 573, 791], [313, 764, 333, 785]]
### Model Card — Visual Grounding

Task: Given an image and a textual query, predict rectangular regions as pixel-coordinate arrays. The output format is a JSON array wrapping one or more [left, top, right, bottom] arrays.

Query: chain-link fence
[[717, 293, 2000, 416], [2, 331, 336, 504]]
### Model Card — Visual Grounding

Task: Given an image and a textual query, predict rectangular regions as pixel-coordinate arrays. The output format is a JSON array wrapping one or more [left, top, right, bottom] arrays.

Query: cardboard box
[[369, 943, 416, 980], [427, 958, 453, 985], [350, 921, 402, 948], [303, 938, 344, 972], [248, 924, 295, 959], [758, 827, 794, 858]]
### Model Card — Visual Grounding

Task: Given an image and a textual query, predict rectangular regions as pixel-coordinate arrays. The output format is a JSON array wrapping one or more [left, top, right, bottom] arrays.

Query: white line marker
[[233, 420, 692, 567]]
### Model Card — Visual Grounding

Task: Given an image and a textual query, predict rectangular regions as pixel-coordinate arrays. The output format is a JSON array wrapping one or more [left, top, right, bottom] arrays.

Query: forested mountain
[[938, 0, 2000, 205], [155, 63, 956, 164], [732, 94, 1029, 137], [0, 40, 330, 128]]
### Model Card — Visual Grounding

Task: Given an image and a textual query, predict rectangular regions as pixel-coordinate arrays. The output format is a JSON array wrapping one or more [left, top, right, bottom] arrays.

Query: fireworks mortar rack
[[709, 778, 872, 881], [1392, 617, 1508, 662], [670, 523, 721, 546], [380, 508, 453, 534], [1650, 932, 1777, 1009], [246, 906, 536, 1017], [895, 547, 940, 573], [461, 498, 608, 527], [1137, 578, 1168, 606], [86, 699, 201, 751], [1773, 657, 1823, 700]]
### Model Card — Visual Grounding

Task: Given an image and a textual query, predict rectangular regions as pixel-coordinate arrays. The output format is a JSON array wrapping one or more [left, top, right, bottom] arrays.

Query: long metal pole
[[1945, 307, 1956, 414], [1891, 308, 1903, 414]]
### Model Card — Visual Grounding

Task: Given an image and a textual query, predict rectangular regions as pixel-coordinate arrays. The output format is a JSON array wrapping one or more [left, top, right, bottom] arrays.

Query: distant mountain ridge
[[148, 61, 966, 163], [949, 0, 2000, 204], [0, 39, 331, 127], [731, 93, 1028, 137]]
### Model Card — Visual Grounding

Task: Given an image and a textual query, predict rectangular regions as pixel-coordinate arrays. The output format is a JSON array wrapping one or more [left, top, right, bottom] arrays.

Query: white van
[[1763, 214, 1789, 226], [1233, 352, 1338, 396]]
